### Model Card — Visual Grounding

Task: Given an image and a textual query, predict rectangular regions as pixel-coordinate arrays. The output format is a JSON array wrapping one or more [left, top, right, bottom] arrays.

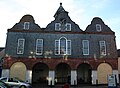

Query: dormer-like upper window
[[55, 23, 71, 31], [23, 22, 30, 30], [55, 23, 61, 31], [96, 24, 101, 32], [66, 23, 71, 31]]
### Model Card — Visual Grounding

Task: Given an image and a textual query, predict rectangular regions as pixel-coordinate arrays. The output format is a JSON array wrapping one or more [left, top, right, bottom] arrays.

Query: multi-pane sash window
[[55, 23, 71, 31], [36, 39, 43, 55], [23, 22, 30, 29], [66, 23, 71, 31], [82, 40, 89, 55], [99, 41, 106, 56], [55, 23, 61, 31], [55, 37, 71, 55], [17, 39, 25, 54], [55, 40, 59, 55], [96, 24, 101, 32]]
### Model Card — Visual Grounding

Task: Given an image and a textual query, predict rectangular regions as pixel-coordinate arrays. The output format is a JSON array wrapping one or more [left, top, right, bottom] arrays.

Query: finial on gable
[[60, 2, 62, 6]]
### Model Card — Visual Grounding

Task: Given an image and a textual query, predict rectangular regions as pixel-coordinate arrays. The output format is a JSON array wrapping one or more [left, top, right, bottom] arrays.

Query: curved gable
[[10, 14, 41, 31], [85, 17, 114, 34], [46, 3, 83, 33]]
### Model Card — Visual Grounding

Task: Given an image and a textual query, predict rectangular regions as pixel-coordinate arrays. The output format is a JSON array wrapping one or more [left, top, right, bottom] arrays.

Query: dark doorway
[[77, 63, 92, 85], [55, 63, 71, 84], [32, 63, 49, 85]]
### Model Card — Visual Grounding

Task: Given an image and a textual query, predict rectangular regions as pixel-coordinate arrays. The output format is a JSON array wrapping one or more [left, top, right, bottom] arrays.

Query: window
[[23, 22, 30, 29], [55, 37, 71, 55], [55, 23, 71, 31], [66, 23, 71, 31], [55, 23, 61, 31], [99, 41, 106, 56], [36, 39, 43, 55], [17, 39, 25, 54], [55, 40, 59, 55], [96, 24, 101, 32], [82, 40, 89, 55]]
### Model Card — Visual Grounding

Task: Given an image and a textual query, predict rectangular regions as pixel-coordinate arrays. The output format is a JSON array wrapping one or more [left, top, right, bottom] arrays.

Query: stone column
[[71, 70, 77, 85], [26, 70, 32, 83], [48, 70, 55, 86], [2, 69, 9, 77], [92, 70, 97, 85]]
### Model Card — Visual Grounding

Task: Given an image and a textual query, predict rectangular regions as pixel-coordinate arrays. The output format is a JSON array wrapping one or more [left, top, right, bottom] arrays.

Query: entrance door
[[77, 63, 92, 84], [32, 63, 49, 85], [55, 63, 71, 84]]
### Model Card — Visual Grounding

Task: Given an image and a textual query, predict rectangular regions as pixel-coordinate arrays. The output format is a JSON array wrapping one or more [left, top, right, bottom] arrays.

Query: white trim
[[82, 40, 89, 55], [36, 39, 43, 55], [17, 38, 25, 54], [23, 22, 30, 30]]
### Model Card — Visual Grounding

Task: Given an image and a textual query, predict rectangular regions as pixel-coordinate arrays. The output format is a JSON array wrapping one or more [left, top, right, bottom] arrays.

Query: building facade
[[2, 3, 118, 86]]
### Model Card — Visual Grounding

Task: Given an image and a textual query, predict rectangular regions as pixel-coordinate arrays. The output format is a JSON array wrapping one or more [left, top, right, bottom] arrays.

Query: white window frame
[[55, 23, 61, 31], [36, 39, 43, 55], [55, 40, 59, 55], [67, 40, 71, 55], [99, 41, 106, 56], [17, 39, 25, 54], [82, 40, 89, 55], [55, 37, 71, 55], [65, 23, 71, 31], [23, 22, 30, 30], [96, 24, 101, 32]]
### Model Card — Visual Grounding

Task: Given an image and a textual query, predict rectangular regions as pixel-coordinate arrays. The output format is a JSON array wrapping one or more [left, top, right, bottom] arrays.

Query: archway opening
[[10, 62, 27, 81], [77, 63, 92, 85], [32, 63, 49, 85], [55, 63, 71, 84], [97, 63, 112, 84]]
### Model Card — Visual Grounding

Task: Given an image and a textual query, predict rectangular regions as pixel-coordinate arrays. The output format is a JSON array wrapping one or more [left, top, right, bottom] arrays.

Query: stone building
[[2, 3, 118, 86]]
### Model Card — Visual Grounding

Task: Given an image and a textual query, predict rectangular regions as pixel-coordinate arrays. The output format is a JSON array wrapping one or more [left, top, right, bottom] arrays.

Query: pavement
[[32, 84, 119, 88]]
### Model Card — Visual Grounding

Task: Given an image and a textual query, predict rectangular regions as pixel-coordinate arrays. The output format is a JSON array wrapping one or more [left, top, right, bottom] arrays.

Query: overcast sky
[[0, 0, 120, 49]]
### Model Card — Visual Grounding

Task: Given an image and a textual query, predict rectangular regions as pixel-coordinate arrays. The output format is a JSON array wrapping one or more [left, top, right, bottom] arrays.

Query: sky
[[0, 0, 120, 49]]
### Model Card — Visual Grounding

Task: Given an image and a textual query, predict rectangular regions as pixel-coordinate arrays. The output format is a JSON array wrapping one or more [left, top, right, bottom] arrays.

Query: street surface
[[32, 84, 118, 88]]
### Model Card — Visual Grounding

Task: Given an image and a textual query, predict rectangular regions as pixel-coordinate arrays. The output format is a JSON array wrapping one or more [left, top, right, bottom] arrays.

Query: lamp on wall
[[44, 50, 53, 59], [63, 54, 68, 61], [29, 51, 36, 59]]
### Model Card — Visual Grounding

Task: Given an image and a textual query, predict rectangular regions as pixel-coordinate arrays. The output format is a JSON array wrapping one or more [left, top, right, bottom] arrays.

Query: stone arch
[[97, 63, 112, 84], [32, 62, 49, 84], [10, 62, 27, 81], [55, 63, 71, 84], [77, 63, 92, 84]]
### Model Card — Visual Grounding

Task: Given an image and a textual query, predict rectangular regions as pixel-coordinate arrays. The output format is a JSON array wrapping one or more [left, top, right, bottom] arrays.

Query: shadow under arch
[[32, 62, 49, 85], [77, 63, 92, 85], [55, 62, 71, 84]]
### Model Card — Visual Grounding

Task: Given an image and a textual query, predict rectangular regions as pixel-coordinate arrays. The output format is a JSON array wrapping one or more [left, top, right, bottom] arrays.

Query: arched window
[[55, 37, 71, 55], [60, 38, 66, 54]]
